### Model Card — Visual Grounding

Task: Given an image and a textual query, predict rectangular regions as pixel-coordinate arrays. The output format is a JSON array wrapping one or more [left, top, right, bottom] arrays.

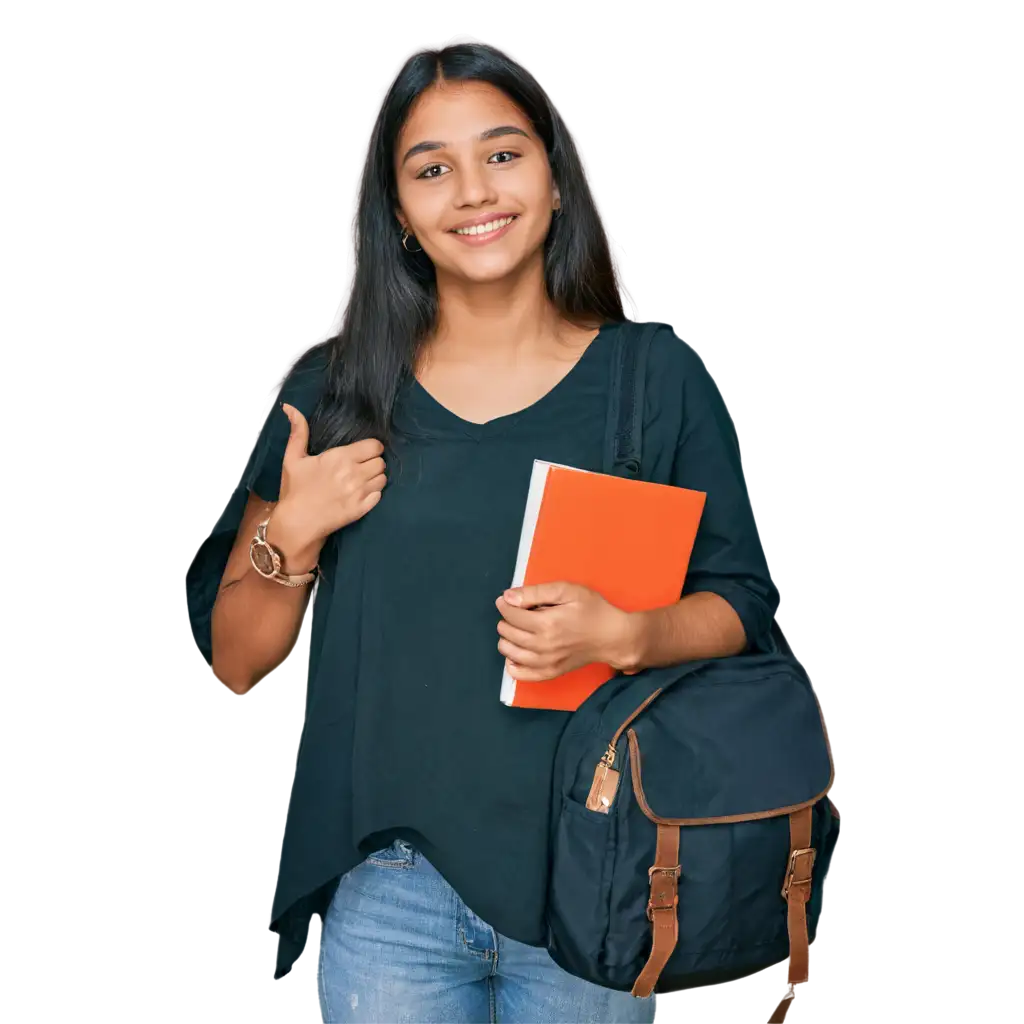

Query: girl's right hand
[[275, 401, 388, 545]]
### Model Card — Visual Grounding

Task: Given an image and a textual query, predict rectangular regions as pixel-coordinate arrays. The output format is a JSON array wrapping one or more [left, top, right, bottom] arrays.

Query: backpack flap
[[625, 658, 833, 823]]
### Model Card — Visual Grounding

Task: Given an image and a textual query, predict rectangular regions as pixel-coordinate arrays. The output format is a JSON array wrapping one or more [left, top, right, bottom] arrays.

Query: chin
[[440, 241, 544, 286], [459, 261, 522, 283]]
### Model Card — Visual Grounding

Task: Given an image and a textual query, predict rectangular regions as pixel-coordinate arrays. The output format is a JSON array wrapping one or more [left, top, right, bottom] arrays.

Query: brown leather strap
[[782, 806, 815, 985], [629, 808, 817, 1009], [630, 822, 681, 997], [766, 805, 816, 1021]]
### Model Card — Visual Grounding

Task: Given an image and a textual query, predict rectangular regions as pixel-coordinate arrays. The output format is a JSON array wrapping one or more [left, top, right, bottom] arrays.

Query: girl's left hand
[[495, 581, 641, 681]]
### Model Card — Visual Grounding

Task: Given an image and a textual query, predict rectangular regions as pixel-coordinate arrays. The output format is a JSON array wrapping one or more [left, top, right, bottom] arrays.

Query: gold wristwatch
[[249, 517, 319, 587]]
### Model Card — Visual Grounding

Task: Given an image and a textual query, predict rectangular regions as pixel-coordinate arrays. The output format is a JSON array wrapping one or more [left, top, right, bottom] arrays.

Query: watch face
[[250, 541, 276, 576]]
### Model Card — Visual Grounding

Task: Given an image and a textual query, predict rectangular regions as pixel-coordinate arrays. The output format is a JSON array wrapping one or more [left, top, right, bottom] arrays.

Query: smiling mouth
[[448, 214, 519, 239]]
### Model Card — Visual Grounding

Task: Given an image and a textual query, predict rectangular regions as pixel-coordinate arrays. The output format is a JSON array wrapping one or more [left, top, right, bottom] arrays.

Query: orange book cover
[[500, 461, 706, 711]]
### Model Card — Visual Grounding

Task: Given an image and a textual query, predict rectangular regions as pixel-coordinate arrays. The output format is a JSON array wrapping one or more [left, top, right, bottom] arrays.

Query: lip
[[448, 214, 519, 246], [449, 211, 519, 230]]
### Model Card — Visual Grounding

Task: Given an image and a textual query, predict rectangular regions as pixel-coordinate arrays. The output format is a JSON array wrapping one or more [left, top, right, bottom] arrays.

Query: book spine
[[500, 461, 551, 706]]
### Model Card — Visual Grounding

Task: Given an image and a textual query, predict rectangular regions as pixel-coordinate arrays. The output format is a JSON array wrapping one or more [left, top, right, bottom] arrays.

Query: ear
[[395, 208, 408, 231], [551, 185, 561, 211]]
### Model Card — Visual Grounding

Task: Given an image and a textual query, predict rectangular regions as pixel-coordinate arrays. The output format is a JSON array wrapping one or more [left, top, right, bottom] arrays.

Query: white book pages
[[501, 461, 549, 704], [499, 460, 596, 705]]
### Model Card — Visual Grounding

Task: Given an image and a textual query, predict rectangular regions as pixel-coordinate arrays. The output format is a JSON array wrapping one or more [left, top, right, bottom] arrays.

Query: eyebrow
[[400, 125, 530, 167]]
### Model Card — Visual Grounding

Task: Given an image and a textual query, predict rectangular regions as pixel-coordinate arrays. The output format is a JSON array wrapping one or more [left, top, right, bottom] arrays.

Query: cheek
[[518, 208, 555, 247], [396, 185, 448, 237], [511, 175, 554, 220], [520, 182, 561, 232]]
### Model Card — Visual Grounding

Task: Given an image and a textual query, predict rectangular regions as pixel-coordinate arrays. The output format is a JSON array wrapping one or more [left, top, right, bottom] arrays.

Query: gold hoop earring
[[401, 228, 422, 253]]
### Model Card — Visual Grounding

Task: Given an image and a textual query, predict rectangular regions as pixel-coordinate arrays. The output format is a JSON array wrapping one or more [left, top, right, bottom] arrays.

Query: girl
[[186, 41, 778, 1024]]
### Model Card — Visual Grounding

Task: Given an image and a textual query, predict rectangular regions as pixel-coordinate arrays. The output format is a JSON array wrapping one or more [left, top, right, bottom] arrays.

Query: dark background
[[0, 4, 1019, 1019]]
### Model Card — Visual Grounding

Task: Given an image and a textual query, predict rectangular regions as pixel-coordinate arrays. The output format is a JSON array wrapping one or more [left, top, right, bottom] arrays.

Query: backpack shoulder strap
[[602, 321, 669, 477]]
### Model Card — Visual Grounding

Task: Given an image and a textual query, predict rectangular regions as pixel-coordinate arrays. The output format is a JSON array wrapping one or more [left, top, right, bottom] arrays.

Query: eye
[[417, 164, 446, 180]]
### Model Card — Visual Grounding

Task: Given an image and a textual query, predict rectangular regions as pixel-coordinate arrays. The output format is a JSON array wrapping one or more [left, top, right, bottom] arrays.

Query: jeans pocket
[[365, 838, 416, 869], [345, 839, 417, 903]]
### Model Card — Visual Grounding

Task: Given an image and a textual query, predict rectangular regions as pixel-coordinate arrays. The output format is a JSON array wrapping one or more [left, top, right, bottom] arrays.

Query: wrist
[[608, 609, 648, 675], [265, 503, 323, 575]]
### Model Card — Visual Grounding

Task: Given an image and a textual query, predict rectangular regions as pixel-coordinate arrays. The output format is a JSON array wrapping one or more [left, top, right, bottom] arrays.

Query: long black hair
[[281, 41, 627, 454]]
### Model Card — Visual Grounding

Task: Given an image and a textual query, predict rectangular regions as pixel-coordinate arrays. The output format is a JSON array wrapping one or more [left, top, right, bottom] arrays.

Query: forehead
[[398, 80, 530, 147]]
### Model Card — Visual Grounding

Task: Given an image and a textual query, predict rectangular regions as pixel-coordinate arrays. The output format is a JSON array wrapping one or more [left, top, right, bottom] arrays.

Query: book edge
[[500, 460, 552, 706]]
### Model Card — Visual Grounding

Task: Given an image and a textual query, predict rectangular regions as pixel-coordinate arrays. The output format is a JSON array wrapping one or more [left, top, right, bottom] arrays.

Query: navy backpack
[[545, 322, 840, 1022]]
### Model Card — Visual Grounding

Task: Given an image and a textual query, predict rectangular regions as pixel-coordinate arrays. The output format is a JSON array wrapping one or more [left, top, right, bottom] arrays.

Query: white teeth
[[453, 215, 516, 236]]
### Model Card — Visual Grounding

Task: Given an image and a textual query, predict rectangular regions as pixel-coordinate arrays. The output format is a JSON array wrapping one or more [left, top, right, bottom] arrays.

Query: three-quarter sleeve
[[670, 341, 780, 654]]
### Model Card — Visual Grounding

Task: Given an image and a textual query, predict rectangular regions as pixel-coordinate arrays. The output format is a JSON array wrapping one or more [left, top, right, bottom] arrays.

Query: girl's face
[[393, 80, 560, 284]]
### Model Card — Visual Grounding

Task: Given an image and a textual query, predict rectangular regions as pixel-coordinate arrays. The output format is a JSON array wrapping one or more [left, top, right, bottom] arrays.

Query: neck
[[426, 258, 585, 367]]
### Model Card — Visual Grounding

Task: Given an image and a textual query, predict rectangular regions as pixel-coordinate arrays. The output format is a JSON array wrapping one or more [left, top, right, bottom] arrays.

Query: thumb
[[281, 402, 310, 461]]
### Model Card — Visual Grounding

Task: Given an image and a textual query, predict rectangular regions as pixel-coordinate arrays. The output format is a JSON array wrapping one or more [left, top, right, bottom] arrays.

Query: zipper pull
[[585, 745, 621, 813]]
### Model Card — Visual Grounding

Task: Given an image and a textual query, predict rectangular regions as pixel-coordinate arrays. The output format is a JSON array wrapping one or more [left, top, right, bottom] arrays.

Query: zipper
[[603, 686, 664, 767], [585, 687, 664, 813]]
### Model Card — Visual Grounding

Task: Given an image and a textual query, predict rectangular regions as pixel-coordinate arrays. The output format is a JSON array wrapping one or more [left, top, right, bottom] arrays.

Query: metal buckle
[[645, 864, 681, 921], [781, 847, 816, 899], [648, 864, 681, 879]]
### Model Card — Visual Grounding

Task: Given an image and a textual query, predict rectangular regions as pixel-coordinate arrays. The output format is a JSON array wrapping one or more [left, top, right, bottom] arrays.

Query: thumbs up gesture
[[276, 402, 388, 544]]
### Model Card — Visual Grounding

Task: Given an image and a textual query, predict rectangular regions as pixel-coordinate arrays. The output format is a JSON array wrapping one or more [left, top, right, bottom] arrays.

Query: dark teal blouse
[[185, 319, 780, 979]]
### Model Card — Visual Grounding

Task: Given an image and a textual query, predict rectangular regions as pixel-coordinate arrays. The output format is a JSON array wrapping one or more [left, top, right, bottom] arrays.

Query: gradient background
[[3, 3, 1018, 1021]]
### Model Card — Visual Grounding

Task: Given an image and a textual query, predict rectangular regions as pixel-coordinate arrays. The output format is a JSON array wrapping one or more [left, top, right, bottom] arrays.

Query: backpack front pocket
[[547, 794, 616, 971]]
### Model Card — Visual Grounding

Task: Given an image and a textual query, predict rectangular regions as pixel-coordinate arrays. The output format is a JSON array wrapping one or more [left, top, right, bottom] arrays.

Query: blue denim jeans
[[318, 838, 658, 1023]]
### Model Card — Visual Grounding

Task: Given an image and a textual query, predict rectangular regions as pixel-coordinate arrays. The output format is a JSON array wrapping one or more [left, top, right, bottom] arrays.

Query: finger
[[281, 403, 309, 462], [360, 458, 387, 485], [363, 472, 387, 493], [495, 596, 543, 632], [497, 637, 544, 666], [504, 660, 559, 682], [360, 490, 383, 510], [504, 581, 574, 609], [496, 618, 536, 648], [350, 437, 386, 461]]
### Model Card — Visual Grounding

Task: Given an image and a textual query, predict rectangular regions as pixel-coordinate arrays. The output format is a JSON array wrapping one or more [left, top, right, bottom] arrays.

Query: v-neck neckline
[[406, 321, 615, 441]]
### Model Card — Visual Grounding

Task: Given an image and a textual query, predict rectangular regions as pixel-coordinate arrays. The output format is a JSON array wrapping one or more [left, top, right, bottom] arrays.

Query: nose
[[452, 160, 499, 210]]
